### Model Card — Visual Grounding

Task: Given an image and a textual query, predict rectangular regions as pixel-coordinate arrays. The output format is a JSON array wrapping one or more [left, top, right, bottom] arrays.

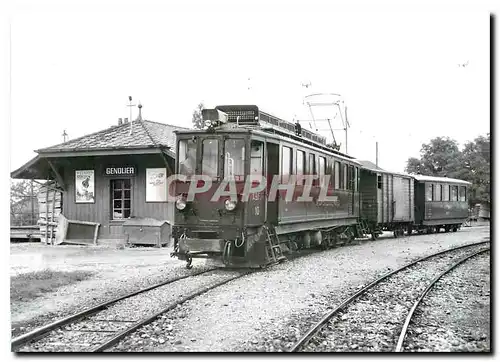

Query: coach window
[[377, 175, 382, 189], [334, 161, 340, 189], [282, 146, 292, 183], [348, 165, 355, 190], [426, 183, 433, 201], [451, 185, 458, 201], [459, 186, 467, 202], [443, 183, 450, 201], [434, 184, 442, 201], [296, 150, 305, 184]]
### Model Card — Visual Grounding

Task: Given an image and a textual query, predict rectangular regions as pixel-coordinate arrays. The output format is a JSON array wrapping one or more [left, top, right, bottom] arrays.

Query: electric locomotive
[[170, 105, 362, 268]]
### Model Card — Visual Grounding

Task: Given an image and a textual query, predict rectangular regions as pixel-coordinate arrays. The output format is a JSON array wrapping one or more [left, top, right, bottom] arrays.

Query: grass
[[11, 269, 94, 304]]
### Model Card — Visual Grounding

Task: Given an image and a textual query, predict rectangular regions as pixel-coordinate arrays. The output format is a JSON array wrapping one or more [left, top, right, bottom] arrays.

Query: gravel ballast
[[107, 226, 490, 352], [402, 251, 490, 352]]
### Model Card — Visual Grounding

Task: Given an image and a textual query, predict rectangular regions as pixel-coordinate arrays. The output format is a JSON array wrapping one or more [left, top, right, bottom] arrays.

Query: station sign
[[103, 166, 136, 177]]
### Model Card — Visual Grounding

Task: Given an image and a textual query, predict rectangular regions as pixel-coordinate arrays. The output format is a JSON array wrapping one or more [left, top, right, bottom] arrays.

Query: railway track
[[289, 240, 490, 352], [12, 267, 251, 352]]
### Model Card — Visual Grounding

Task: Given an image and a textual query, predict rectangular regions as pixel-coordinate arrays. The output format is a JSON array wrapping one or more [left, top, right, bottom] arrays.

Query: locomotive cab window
[[202, 139, 219, 179], [250, 140, 263, 176], [178, 138, 197, 176], [224, 139, 245, 181]]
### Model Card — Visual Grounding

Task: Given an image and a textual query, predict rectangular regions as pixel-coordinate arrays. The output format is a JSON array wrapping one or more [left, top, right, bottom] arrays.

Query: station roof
[[11, 118, 189, 181], [36, 119, 188, 154]]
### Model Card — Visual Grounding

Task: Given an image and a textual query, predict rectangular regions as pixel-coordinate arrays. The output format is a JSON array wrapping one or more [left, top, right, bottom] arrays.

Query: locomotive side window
[[354, 167, 358, 192], [334, 161, 340, 189], [443, 183, 450, 201], [178, 139, 197, 176], [426, 183, 433, 201], [348, 165, 355, 190], [202, 139, 219, 179], [459, 186, 467, 202], [343, 164, 348, 190], [250, 141, 263, 176], [282, 146, 292, 183], [451, 185, 458, 201], [296, 150, 305, 184], [309, 154, 316, 180], [224, 139, 245, 181], [318, 156, 326, 186]]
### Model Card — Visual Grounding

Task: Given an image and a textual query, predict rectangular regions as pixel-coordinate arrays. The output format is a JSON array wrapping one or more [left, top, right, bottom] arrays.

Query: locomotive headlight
[[176, 197, 187, 211], [224, 199, 237, 211]]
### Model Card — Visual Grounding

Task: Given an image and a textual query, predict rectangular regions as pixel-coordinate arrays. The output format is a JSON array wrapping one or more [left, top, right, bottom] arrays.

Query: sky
[[7, 1, 492, 174]]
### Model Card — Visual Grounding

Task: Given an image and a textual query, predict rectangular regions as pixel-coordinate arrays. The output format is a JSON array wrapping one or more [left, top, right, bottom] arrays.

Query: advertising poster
[[75, 170, 95, 203], [146, 168, 167, 202]]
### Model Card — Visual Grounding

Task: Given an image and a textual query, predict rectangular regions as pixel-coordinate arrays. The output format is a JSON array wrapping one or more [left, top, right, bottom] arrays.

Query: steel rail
[[395, 247, 490, 352], [11, 267, 218, 350], [288, 240, 490, 352], [91, 270, 253, 352]]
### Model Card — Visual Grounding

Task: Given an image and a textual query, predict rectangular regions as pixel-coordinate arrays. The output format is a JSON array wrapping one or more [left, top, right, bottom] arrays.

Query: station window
[[111, 179, 131, 220], [281, 146, 292, 183], [318, 156, 326, 186], [426, 183, 433, 201], [451, 185, 458, 201], [443, 184, 450, 201], [459, 186, 467, 202], [296, 150, 305, 184], [334, 161, 340, 189]]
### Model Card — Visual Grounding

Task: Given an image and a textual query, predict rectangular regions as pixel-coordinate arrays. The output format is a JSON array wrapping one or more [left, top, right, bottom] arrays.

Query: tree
[[405, 137, 462, 178], [10, 179, 40, 226], [192, 102, 205, 129], [459, 133, 490, 204], [405, 134, 490, 205]]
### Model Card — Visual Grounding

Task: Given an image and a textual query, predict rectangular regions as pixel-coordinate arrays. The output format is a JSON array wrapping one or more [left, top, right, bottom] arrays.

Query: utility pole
[[30, 179, 34, 225], [376, 141, 379, 167]]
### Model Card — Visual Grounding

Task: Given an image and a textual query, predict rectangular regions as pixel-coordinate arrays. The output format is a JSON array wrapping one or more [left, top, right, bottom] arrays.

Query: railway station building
[[11, 106, 188, 247]]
